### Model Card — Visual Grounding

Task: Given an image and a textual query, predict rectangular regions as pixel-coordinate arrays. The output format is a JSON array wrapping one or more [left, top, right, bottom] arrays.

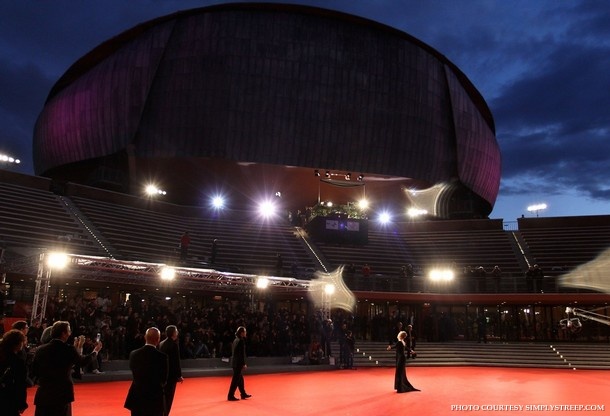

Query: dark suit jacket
[[231, 337, 246, 370], [158, 338, 181, 382], [124, 345, 168, 415], [405, 331, 416, 351], [32, 339, 96, 407], [0, 351, 28, 414]]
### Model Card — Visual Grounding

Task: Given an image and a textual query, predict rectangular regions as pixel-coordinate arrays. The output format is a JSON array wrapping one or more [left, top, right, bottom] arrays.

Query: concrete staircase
[[84, 341, 610, 383], [333, 341, 610, 370]]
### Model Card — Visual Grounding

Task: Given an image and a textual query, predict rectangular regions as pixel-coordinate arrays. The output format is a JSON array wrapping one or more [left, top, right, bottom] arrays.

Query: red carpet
[[23, 367, 608, 415]]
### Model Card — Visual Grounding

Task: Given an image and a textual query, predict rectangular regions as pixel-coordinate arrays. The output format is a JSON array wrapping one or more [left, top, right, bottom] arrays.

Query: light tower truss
[[6, 253, 312, 323], [69, 254, 312, 291]]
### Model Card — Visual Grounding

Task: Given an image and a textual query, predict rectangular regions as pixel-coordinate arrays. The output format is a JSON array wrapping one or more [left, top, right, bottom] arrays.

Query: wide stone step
[[331, 341, 610, 370]]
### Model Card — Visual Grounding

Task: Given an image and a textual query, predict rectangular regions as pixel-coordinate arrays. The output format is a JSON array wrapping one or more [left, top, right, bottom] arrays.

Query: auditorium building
[[1, 3, 608, 344]]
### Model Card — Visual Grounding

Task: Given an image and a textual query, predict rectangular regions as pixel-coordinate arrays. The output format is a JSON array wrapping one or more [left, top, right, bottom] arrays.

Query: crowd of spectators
[[15, 292, 355, 363]]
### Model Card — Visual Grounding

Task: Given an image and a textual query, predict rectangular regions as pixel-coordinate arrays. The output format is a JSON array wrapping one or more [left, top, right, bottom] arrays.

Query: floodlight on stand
[[527, 203, 547, 217], [145, 184, 167, 196], [0, 153, 21, 165]]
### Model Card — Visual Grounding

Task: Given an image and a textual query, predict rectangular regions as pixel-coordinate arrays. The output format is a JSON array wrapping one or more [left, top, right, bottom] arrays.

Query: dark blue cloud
[[0, 0, 608, 218], [492, 41, 610, 202], [479, 0, 610, 210]]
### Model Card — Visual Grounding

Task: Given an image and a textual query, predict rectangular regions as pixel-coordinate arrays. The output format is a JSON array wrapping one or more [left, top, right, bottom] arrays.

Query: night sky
[[1, 0, 609, 221]]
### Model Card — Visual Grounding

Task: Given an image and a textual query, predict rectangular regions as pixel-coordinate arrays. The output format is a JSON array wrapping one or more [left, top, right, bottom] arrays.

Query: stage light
[[160, 267, 176, 281], [0, 153, 21, 164], [258, 199, 277, 218], [429, 269, 454, 282], [407, 208, 428, 218], [358, 199, 369, 210], [324, 284, 336, 295], [378, 211, 391, 224], [211, 195, 225, 209], [256, 277, 269, 289], [47, 252, 69, 270], [145, 184, 166, 196]]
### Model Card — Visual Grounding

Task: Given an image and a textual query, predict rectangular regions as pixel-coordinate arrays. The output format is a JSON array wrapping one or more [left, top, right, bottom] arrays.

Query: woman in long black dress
[[387, 330, 420, 393]]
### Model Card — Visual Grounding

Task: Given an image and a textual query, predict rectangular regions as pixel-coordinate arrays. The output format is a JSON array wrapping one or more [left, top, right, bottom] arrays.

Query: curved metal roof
[[33, 2, 500, 217]]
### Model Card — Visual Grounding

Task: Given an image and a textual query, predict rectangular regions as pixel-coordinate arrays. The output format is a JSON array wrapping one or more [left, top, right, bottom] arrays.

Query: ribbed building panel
[[33, 3, 500, 217], [445, 66, 501, 205]]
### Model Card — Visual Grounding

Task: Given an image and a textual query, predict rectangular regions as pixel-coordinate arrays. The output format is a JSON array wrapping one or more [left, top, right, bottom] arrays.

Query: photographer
[[405, 324, 417, 359]]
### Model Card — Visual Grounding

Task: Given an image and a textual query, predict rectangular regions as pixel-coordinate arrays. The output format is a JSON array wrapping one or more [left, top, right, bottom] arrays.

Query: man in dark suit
[[124, 327, 168, 416], [158, 325, 183, 416], [405, 324, 417, 358], [227, 326, 251, 401], [32, 320, 102, 416]]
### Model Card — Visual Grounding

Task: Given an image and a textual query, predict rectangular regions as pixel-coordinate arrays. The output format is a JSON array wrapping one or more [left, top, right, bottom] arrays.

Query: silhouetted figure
[[159, 325, 183, 416], [124, 327, 168, 416], [477, 314, 487, 343], [525, 266, 535, 292], [401, 264, 414, 291], [405, 324, 417, 359], [387, 331, 420, 393], [210, 239, 218, 265], [362, 264, 371, 278], [32, 321, 102, 416], [179, 232, 190, 261], [475, 266, 487, 293], [0, 329, 29, 416], [388, 321, 403, 347], [491, 265, 502, 293], [344, 330, 355, 369], [533, 264, 544, 292], [227, 326, 251, 401], [321, 319, 333, 357]]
